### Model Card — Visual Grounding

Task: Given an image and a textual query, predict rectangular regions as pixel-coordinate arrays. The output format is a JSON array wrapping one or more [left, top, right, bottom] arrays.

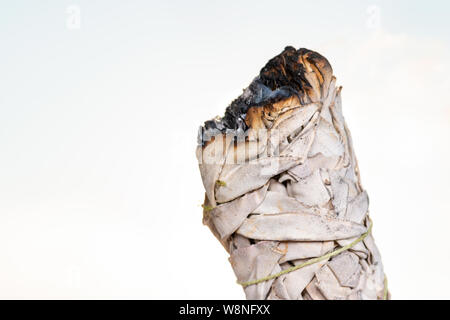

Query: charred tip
[[260, 46, 311, 92], [200, 46, 333, 144]]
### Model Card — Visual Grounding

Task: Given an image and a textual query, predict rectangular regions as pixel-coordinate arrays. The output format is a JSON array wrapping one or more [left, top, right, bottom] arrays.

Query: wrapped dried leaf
[[236, 212, 367, 241], [280, 258, 330, 300], [197, 46, 388, 300], [315, 265, 352, 299], [208, 184, 269, 240], [216, 156, 302, 203], [286, 169, 331, 206], [253, 191, 308, 214], [328, 251, 361, 288], [278, 241, 334, 263], [229, 241, 283, 299]]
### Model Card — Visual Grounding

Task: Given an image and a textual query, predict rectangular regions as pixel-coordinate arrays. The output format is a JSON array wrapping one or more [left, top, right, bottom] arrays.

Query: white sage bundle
[[196, 47, 389, 300]]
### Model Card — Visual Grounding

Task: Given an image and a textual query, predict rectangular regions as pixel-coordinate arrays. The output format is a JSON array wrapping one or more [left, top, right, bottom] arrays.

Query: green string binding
[[237, 219, 389, 299]]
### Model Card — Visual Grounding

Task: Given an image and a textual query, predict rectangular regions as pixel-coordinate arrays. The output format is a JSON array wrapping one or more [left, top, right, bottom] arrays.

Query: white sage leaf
[[236, 212, 367, 241]]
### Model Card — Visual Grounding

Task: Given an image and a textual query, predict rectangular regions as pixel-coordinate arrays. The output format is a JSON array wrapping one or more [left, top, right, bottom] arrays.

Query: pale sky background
[[0, 0, 449, 299]]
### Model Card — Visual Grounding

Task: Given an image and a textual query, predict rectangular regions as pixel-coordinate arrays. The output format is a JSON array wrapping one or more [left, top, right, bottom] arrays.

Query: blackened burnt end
[[203, 79, 295, 132], [260, 46, 312, 92], [201, 46, 323, 144]]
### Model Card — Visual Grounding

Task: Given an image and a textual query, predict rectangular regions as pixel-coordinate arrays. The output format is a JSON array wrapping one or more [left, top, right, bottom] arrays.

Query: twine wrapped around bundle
[[196, 46, 389, 300]]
